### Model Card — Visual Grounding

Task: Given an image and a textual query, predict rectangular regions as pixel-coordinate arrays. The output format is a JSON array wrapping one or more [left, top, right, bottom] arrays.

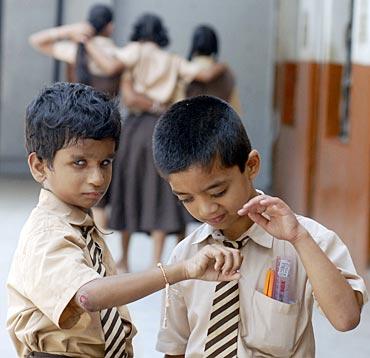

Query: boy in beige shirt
[[153, 95, 368, 357], [6, 83, 243, 358]]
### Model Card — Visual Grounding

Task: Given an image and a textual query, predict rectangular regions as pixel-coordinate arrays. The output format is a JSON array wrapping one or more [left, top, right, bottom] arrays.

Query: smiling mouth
[[83, 192, 103, 199], [207, 214, 226, 225]]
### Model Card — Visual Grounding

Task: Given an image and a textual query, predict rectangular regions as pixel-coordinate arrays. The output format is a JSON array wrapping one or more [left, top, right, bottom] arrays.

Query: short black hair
[[188, 25, 218, 60], [130, 13, 169, 48], [25, 82, 121, 165], [153, 95, 251, 177]]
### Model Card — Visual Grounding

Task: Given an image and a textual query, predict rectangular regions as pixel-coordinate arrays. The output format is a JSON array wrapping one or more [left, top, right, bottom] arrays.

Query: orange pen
[[263, 269, 272, 296], [267, 270, 275, 298]]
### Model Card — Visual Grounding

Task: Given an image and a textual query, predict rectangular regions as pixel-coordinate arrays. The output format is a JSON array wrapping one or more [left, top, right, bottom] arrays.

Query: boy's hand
[[238, 194, 308, 244], [184, 244, 243, 281], [68, 22, 94, 44]]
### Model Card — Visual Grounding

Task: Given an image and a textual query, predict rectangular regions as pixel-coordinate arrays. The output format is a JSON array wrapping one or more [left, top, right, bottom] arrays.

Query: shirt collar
[[37, 188, 94, 228], [192, 222, 273, 249]]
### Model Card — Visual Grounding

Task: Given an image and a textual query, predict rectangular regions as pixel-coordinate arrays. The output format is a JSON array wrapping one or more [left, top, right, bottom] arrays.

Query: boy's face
[[31, 138, 115, 211], [168, 151, 260, 240]]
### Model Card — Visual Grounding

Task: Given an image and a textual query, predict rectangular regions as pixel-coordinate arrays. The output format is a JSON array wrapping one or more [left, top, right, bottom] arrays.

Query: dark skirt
[[109, 112, 189, 234]]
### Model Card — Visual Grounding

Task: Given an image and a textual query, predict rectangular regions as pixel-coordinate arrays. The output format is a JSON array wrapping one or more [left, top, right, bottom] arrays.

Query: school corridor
[[0, 176, 369, 357]]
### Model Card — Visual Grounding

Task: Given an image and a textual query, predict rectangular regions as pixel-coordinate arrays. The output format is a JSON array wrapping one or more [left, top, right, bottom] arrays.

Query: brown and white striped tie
[[204, 237, 249, 358], [84, 228, 129, 358]]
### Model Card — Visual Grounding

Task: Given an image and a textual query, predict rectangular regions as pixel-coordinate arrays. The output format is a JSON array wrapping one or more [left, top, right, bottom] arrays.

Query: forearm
[[194, 63, 226, 82], [123, 86, 153, 111], [75, 262, 186, 312], [85, 41, 124, 76], [29, 24, 74, 55], [122, 76, 163, 113], [293, 230, 361, 331]]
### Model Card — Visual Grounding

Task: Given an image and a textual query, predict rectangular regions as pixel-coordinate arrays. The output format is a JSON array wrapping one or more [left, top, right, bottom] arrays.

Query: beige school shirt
[[114, 41, 202, 104], [7, 189, 136, 357], [156, 216, 368, 357], [52, 36, 117, 76]]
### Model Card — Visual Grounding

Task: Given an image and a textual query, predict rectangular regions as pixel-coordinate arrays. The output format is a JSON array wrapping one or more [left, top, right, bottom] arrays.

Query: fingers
[[238, 194, 289, 217], [208, 244, 243, 277]]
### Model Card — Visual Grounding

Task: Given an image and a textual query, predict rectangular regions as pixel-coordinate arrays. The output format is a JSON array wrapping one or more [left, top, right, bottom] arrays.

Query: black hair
[[130, 13, 169, 48], [153, 95, 251, 177], [188, 25, 218, 60], [75, 4, 113, 85], [25, 82, 121, 166]]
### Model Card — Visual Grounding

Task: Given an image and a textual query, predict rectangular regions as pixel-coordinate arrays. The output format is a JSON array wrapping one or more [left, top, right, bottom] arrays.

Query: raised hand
[[184, 244, 243, 282], [238, 195, 308, 244], [68, 22, 95, 44]]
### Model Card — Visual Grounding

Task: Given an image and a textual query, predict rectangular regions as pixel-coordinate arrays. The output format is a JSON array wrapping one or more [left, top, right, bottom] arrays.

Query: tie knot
[[223, 237, 249, 249]]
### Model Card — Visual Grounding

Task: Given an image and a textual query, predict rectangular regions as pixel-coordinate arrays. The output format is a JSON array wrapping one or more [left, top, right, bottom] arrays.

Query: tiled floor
[[1, 177, 369, 357]]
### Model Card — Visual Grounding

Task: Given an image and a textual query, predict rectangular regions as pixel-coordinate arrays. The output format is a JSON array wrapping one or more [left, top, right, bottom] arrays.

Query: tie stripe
[[204, 237, 249, 358], [84, 228, 128, 358]]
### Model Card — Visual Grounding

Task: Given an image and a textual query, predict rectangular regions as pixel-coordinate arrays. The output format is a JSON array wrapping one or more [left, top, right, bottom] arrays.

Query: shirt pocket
[[242, 289, 300, 357]]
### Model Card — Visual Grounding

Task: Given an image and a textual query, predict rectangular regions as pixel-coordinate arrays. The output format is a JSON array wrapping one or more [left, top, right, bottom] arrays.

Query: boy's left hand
[[238, 194, 307, 244], [185, 244, 243, 282]]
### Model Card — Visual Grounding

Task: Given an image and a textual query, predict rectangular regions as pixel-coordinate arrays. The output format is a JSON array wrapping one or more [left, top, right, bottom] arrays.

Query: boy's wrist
[[291, 227, 310, 247], [162, 262, 187, 285]]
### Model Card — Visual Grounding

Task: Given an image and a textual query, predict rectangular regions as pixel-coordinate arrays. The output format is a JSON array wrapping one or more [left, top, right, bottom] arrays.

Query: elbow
[[76, 287, 101, 313], [122, 90, 140, 108], [333, 311, 361, 332], [123, 94, 136, 108]]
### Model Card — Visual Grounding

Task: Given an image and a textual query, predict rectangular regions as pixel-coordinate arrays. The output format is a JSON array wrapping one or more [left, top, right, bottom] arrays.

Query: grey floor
[[1, 177, 369, 357]]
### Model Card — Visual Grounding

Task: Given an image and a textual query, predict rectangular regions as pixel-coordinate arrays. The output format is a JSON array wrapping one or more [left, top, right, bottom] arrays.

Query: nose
[[88, 167, 105, 187], [198, 199, 218, 218]]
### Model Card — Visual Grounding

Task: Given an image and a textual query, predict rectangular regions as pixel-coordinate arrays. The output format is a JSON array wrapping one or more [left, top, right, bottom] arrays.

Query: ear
[[28, 152, 47, 184], [245, 149, 260, 180]]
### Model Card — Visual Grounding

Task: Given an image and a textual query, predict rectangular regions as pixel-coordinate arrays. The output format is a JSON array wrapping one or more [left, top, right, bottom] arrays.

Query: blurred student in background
[[186, 24, 243, 115]]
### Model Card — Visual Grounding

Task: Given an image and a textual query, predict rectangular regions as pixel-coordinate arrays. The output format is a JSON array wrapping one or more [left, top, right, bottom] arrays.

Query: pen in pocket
[[263, 256, 297, 303], [263, 268, 275, 298]]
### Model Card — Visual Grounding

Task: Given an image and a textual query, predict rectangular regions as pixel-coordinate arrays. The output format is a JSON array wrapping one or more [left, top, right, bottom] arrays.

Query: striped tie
[[204, 237, 249, 358], [84, 228, 129, 358]]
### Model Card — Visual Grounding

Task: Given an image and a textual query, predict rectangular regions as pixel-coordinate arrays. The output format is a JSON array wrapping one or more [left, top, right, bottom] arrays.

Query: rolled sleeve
[[115, 42, 140, 68], [310, 228, 368, 307], [177, 56, 202, 83], [23, 229, 100, 327], [52, 41, 76, 64], [156, 253, 190, 355]]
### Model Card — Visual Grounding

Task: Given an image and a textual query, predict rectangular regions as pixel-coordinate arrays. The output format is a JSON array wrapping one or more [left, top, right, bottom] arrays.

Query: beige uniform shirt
[[156, 216, 367, 357], [115, 42, 201, 104], [7, 189, 136, 357], [52, 36, 117, 76]]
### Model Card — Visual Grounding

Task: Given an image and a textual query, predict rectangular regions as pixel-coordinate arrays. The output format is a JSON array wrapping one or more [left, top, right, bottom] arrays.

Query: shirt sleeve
[[308, 226, 368, 308], [114, 42, 141, 68], [177, 56, 203, 83], [156, 252, 191, 355], [52, 41, 77, 64], [22, 228, 100, 328]]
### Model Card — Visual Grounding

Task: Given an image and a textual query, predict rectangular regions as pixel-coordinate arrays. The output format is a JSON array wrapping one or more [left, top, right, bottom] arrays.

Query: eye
[[178, 197, 193, 204], [211, 189, 227, 198], [101, 158, 113, 167], [73, 159, 86, 167]]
